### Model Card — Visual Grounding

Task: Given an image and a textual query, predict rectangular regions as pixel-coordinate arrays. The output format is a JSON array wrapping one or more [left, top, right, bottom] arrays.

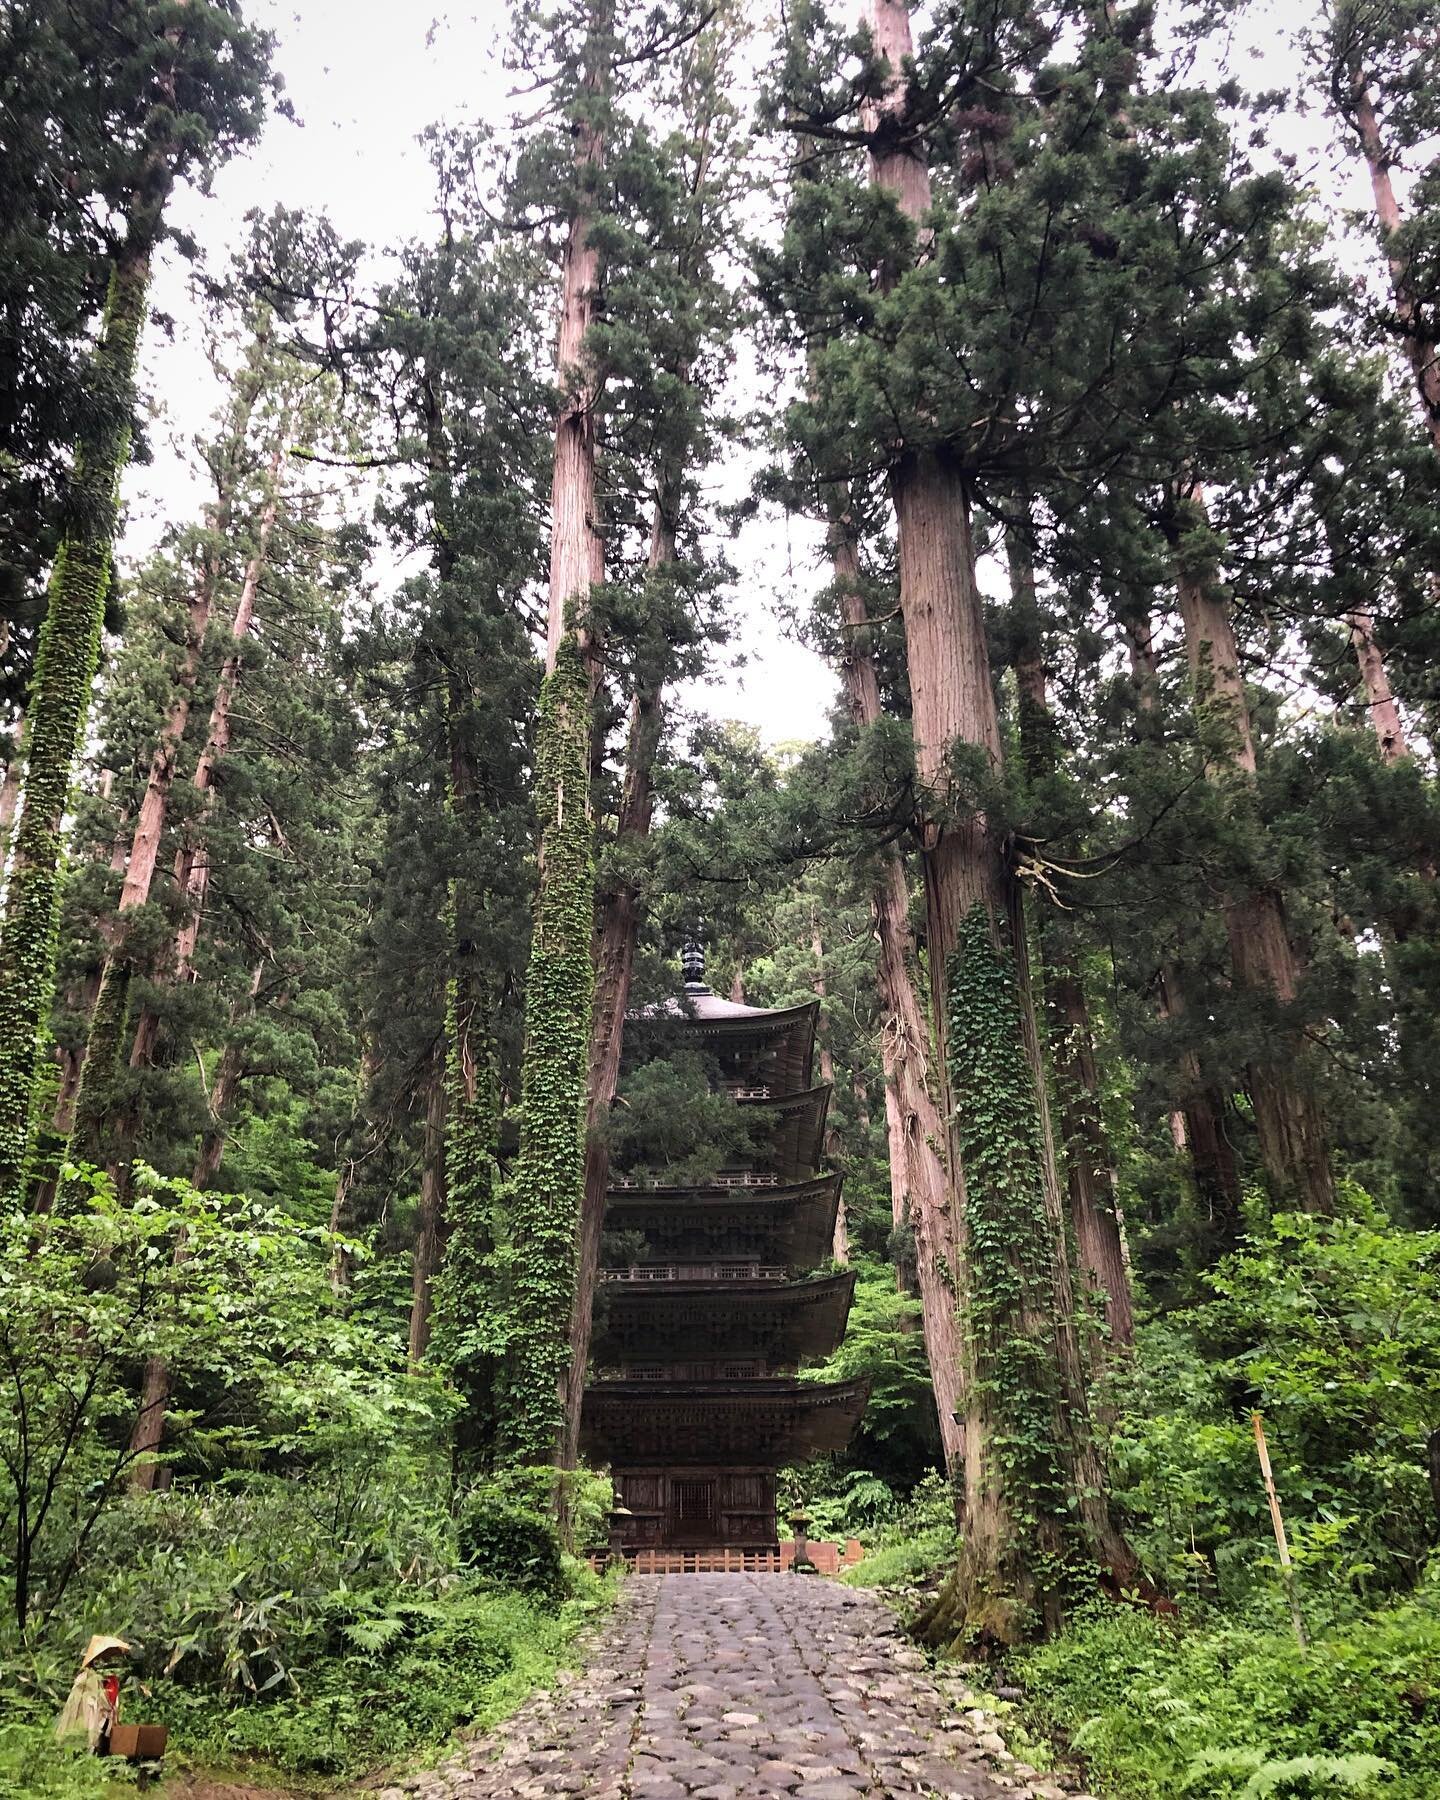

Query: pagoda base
[[613, 1465, 778, 1552]]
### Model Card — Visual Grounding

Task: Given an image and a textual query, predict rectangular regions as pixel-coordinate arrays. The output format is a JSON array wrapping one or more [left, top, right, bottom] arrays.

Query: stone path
[[375, 1575, 1096, 1800]]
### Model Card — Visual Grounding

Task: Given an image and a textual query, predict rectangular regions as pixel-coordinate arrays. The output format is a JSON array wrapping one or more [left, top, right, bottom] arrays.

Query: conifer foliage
[[3, 0, 1440, 1735]]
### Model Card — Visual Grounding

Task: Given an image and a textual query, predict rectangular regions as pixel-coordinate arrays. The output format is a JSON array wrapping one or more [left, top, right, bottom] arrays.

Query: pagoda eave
[[739, 1085, 831, 1184], [580, 1376, 871, 1466], [602, 1173, 843, 1268], [591, 1269, 856, 1366]]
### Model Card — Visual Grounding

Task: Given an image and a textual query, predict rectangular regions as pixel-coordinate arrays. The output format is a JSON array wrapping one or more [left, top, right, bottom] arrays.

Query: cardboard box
[[106, 1722, 168, 1758]]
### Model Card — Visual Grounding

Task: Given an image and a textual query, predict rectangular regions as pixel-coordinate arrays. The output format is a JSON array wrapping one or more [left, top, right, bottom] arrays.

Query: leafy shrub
[[0, 1722, 115, 1798], [1107, 1206, 1440, 1604], [459, 1494, 567, 1599], [1012, 1591, 1440, 1799], [160, 1576, 614, 1776], [837, 1472, 961, 1589], [842, 1523, 960, 1591]]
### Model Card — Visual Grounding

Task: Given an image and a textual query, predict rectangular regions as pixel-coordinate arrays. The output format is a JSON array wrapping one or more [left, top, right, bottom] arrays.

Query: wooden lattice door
[[668, 1476, 718, 1543]]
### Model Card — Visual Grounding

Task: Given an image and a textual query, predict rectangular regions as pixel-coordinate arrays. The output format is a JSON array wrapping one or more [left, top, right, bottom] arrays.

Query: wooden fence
[[587, 1539, 864, 1576]]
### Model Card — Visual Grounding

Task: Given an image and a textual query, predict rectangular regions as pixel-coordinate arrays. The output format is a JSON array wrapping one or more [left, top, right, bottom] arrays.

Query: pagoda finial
[[682, 933, 709, 994]]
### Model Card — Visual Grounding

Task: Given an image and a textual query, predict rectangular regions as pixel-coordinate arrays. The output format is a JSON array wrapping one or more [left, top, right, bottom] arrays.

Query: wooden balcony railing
[[602, 1262, 786, 1285], [609, 1171, 782, 1191]]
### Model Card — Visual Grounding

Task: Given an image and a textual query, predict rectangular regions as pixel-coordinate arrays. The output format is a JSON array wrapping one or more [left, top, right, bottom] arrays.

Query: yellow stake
[[1252, 1412, 1307, 1649]]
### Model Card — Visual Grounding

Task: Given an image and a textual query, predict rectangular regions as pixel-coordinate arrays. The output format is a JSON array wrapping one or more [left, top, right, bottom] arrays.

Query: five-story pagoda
[[580, 944, 868, 1554]]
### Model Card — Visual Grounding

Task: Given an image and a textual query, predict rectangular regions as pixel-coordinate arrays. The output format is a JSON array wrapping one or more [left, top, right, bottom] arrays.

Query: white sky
[[120, 0, 1376, 748], [124, 0, 837, 746]]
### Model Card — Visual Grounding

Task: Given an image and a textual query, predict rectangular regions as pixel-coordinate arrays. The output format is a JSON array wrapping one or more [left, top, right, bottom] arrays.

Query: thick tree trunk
[[809, 914, 849, 1263], [881, 1069, 917, 1293], [1120, 610, 1244, 1237], [1173, 527, 1335, 1216], [408, 1053, 448, 1370], [560, 674, 662, 1466], [1349, 75, 1440, 453], [828, 497, 963, 1471], [1156, 964, 1244, 1246], [1009, 534, 1133, 1356], [73, 431, 282, 1165], [866, 0, 1134, 1638], [0, 237, 159, 1203], [503, 4, 610, 1467]]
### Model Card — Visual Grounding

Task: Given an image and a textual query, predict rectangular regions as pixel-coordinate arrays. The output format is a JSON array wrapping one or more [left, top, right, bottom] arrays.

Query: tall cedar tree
[[0, 0, 273, 1204]]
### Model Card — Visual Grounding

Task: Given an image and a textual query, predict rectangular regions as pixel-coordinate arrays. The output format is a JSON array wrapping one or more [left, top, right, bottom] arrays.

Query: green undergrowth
[[2, 1567, 617, 1791], [156, 1570, 617, 1779], [1009, 1589, 1440, 1799], [841, 1522, 960, 1592]]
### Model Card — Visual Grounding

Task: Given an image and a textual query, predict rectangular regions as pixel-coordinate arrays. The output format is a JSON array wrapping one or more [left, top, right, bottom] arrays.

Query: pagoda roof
[[634, 990, 819, 1092], [591, 1269, 856, 1368], [741, 1085, 830, 1184], [581, 1376, 870, 1467], [603, 1173, 843, 1270]]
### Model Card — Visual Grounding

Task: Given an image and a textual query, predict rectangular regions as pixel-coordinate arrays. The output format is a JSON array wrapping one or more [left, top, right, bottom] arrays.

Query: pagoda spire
[[682, 932, 709, 994]]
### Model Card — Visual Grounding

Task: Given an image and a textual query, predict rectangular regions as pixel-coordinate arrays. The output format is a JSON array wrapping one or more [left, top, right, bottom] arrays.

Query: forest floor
[[352, 1573, 1094, 1800]]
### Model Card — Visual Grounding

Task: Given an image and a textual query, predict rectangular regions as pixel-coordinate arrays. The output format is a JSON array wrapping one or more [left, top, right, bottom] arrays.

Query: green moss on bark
[[940, 903, 1084, 1642], [0, 254, 151, 1205], [498, 642, 596, 1466]]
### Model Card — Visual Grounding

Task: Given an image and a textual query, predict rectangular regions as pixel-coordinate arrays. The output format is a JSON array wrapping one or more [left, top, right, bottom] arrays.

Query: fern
[[341, 1614, 407, 1653], [1183, 1746, 1393, 1796]]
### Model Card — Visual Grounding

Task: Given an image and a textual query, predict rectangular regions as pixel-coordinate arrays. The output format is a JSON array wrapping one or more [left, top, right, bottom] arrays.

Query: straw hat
[[79, 1635, 131, 1669]]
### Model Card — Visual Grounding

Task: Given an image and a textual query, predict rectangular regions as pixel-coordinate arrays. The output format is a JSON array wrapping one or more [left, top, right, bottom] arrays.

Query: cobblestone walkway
[[375, 1575, 1096, 1800]]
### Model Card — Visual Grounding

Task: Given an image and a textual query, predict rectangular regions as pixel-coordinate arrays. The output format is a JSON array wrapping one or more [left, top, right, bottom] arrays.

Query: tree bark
[[828, 494, 964, 1472], [1009, 531, 1133, 1356], [866, 0, 1135, 1637], [559, 340, 672, 1468], [0, 235, 160, 1202], [408, 1051, 448, 1369], [503, 1, 611, 1466], [1173, 511, 1335, 1216], [72, 415, 282, 1165], [881, 1069, 917, 1294], [0, 715, 23, 851], [1347, 608, 1411, 764], [1348, 74, 1440, 454], [123, 450, 284, 1086], [809, 912, 850, 1264], [1156, 963, 1244, 1247], [1120, 609, 1244, 1238]]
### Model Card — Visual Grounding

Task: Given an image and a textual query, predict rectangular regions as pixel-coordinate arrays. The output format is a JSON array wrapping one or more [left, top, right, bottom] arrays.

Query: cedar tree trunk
[[502, 1, 610, 1466], [1009, 532, 1133, 1356], [1173, 509, 1334, 1215], [829, 494, 963, 1471], [867, 0, 1135, 1640]]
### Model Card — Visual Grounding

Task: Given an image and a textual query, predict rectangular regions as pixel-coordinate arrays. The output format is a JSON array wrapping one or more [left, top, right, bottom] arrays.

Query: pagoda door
[[667, 1475, 719, 1544]]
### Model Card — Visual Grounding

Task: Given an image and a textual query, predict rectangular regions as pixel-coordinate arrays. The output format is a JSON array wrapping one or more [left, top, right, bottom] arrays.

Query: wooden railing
[[602, 1263, 786, 1285], [609, 1171, 782, 1191], [586, 1540, 864, 1576]]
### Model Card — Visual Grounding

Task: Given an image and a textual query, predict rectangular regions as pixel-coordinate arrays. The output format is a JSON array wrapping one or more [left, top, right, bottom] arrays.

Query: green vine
[[497, 640, 596, 1465], [67, 956, 134, 1168], [946, 902, 1084, 1640], [0, 256, 151, 1206], [429, 909, 504, 1472]]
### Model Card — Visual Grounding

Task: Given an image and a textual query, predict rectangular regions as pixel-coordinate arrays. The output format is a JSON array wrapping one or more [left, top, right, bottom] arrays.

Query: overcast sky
[[121, 0, 1372, 748]]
